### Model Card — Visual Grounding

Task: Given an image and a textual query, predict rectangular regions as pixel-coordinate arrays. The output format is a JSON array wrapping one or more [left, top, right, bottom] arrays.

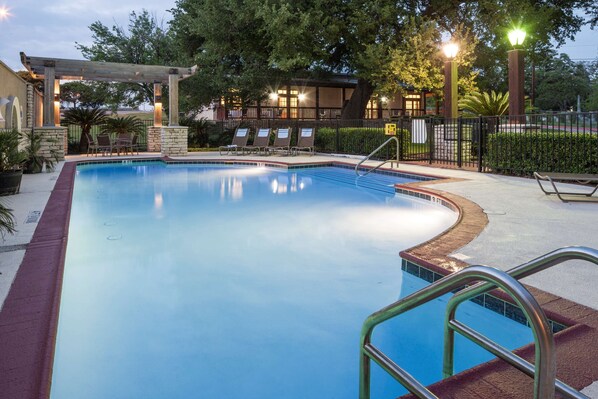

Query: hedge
[[315, 127, 411, 159], [485, 131, 598, 175]]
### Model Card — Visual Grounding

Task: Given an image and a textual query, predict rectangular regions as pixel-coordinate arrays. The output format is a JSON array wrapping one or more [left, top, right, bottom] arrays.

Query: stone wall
[[160, 126, 188, 157], [32, 127, 67, 162], [147, 126, 162, 152]]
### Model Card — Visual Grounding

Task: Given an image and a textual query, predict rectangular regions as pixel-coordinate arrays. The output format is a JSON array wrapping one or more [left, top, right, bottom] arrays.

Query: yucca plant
[[459, 91, 509, 116], [22, 130, 60, 173], [0, 200, 16, 240], [63, 107, 107, 153], [101, 116, 145, 137]]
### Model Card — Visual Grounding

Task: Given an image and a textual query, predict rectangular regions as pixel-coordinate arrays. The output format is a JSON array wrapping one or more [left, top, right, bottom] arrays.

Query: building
[[0, 60, 43, 131]]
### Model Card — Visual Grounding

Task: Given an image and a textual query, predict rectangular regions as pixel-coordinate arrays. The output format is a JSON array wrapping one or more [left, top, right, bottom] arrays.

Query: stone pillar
[[168, 72, 179, 126], [508, 49, 525, 123], [443, 60, 458, 119], [153, 82, 162, 127], [32, 127, 68, 161], [147, 126, 162, 152], [26, 84, 34, 128], [43, 65, 56, 127], [161, 126, 188, 157]]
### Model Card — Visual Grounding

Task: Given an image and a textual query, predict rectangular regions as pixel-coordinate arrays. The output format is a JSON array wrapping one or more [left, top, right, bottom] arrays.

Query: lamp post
[[508, 28, 526, 123], [443, 42, 459, 120]]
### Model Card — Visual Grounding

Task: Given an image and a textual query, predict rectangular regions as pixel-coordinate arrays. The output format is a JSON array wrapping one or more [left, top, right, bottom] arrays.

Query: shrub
[[315, 127, 411, 159], [485, 131, 598, 175]]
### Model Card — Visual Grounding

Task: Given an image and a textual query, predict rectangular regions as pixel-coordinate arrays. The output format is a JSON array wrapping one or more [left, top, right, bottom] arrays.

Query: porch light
[[269, 92, 278, 101], [380, 96, 388, 103], [508, 28, 526, 47], [298, 93, 306, 102], [443, 43, 459, 59]]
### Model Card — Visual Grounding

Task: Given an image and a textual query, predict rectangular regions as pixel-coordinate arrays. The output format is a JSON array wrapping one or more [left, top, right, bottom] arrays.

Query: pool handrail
[[359, 265, 556, 399], [355, 136, 399, 177], [442, 246, 598, 399]]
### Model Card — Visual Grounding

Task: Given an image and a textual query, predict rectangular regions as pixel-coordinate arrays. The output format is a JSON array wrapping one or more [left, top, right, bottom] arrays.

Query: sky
[[0, 0, 596, 72]]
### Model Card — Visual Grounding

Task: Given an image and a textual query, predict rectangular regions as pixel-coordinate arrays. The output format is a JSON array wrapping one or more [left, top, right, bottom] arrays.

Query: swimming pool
[[51, 162, 532, 398]]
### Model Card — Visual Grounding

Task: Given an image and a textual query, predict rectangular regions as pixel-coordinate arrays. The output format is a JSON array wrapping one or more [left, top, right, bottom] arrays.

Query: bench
[[534, 172, 598, 202]]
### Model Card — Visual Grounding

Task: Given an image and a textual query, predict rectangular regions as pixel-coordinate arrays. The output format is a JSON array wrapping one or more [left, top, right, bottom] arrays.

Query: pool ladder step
[[359, 246, 598, 399]]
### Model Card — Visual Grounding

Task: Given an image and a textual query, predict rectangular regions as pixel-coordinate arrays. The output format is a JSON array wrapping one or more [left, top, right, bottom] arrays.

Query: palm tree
[[459, 91, 509, 116], [101, 116, 145, 137], [63, 107, 107, 153]]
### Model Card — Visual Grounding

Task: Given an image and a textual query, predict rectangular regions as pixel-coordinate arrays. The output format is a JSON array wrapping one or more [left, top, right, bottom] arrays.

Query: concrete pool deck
[[1, 152, 597, 398]]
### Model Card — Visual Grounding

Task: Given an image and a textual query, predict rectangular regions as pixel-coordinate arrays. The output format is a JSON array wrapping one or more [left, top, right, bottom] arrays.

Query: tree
[[62, 107, 107, 153], [535, 54, 591, 111], [171, 0, 590, 118], [76, 10, 176, 108], [0, 200, 16, 240], [459, 91, 509, 116]]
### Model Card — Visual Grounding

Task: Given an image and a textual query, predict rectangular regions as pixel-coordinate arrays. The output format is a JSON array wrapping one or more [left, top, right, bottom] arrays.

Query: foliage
[[534, 54, 592, 111], [486, 131, 598, 175], [315, 127, 410, 159], [0, 130, 27, 172], [21, 130, 60, 174], [459, 91, 509, 116], [181, 116, 214, 148], [0, 200, 16, 240], [63, 107, 108, 153], [101, 116, 146, 136], [76, 10, 176, 108], [60, 81, 130, 111]]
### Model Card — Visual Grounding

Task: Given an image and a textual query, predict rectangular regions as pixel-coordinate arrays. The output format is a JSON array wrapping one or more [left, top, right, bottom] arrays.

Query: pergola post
[[168, 72, 179, 126], [43, 64, 55, 127], [153, 82, 162, 127], [54, 80, 61, 126]]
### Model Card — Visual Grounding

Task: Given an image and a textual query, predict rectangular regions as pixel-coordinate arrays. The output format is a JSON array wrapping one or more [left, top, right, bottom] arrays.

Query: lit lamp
[[507, 28, 526, 122], [297, 93, 306, 119], [0, 6, 11, 21], [443, 42, 459, 119], [154, 83, 162, 127]]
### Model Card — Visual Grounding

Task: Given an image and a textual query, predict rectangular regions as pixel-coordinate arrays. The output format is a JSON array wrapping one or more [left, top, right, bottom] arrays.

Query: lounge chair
[[291, 127, 315, 156], [533, 172, 598, 202], [114, 132, 133, 155], [96, 133, 114, 156], [85, 132, 99, 156], [219, 127, 250, 155], [267, 127, 292, 155], [243, 127, 271, 155]]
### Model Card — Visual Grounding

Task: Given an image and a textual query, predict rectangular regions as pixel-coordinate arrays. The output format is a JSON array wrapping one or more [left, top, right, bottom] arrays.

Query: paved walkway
[[1, 152, 597, 397]]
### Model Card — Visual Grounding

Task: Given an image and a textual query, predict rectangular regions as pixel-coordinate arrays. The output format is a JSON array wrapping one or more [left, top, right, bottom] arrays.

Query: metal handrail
[[354, 136, 399, 177], [359, 265, 556, 399], [442, 246, 598, 399]]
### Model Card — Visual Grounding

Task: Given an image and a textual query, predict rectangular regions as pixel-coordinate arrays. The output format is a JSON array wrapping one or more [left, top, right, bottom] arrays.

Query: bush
[[315, 127, 411, 159], [486, 131, 598, 175]]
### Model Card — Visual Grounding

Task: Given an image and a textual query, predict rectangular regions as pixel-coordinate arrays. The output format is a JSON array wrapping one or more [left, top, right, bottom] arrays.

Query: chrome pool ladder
[[359, 246, 598, 399], [355, 136, 399, 177]]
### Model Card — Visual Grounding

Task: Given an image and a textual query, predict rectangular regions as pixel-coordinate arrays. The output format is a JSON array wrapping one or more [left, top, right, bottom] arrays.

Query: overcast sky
[[0, 0, 596, 72]]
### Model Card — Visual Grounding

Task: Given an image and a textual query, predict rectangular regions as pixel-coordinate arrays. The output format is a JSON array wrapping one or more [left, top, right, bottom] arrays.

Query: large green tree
[[535, 54, 591, 111], [171, 0, 593, 118], [76, 10, 176, 107]]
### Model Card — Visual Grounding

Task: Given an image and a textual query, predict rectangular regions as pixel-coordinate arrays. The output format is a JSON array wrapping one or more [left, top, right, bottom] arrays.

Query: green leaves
[[459, 91, 509, 116]]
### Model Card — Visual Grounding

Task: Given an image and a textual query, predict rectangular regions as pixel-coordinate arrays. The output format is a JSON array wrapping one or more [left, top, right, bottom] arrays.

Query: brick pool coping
[[0, 158, 596, 399]]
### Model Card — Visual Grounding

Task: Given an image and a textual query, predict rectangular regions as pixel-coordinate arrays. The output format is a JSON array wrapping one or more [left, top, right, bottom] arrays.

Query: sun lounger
[[219, 127, 250, 155], [267, 127, 292, 155], [243, 128, 271, 155], [291, 127, 315, 156], [533, 172, 598, 202]]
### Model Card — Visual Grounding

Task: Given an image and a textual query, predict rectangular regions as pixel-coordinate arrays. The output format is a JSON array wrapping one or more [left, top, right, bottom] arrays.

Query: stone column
[[147, 126, 162, 152], [43, 65, 55, 127], [32, 127, 68, 161], [168, 72, 179, 126], [161, 126, 188, 157], [443, 59, 458, 119], [508, 49, 525, 123], [26, 84, 33, 128]]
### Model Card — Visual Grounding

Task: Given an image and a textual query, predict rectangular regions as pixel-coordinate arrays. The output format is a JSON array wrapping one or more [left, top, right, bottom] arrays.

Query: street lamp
[[443, 42, 459, 119], [507, 28, 526, 122]]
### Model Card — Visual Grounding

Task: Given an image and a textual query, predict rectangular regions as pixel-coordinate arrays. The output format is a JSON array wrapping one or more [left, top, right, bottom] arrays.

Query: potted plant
[[0, 129, 27, 195], [0, 200, 16, 239], [22, 130, 60, 174]]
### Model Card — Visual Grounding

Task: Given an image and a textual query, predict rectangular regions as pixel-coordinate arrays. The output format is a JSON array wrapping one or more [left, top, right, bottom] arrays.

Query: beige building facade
[[0, 60, 42, 131]]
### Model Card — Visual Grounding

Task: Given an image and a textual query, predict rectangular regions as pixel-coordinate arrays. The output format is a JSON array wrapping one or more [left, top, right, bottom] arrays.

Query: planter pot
[[0, 170, 23, 196]]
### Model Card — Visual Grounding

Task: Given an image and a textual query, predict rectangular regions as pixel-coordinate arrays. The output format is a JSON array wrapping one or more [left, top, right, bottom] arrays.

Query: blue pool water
[[51, 163, 533, 399]]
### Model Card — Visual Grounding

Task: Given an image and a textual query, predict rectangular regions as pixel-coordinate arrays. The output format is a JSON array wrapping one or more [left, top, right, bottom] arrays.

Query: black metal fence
[[66, 111, 598, 176], [66, 119, 162, 153]]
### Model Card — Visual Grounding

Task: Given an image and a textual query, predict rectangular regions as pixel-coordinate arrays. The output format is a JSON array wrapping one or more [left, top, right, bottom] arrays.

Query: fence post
[[457, 116, 463, 168], [477, 116, 483, 172], [428, 117, 435, 165], [335, 117, 340, 153]]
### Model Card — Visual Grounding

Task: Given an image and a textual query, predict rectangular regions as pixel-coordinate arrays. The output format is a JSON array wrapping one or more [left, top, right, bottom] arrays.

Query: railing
[[360, 246, 598, 399], [354, 136, 399, 176], [359, 265, 556, 399]]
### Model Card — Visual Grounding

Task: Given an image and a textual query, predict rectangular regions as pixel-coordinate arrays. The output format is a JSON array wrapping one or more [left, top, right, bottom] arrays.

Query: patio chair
[[291, 127, 315, 156], [85, 132, 99, 156], [96, 133, 114, 156], [129, 134, 141, 155], [243, 127, 271, 155], [533, 172, 598, 202], [113, 132, 133, 155], [266, 127, 292, 156], [219, 127, 250, 155]]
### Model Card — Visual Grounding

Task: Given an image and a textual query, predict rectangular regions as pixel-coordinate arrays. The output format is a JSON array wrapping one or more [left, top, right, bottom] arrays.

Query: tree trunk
[[79, 128, 90, 153], [341, 78, 375, 120]]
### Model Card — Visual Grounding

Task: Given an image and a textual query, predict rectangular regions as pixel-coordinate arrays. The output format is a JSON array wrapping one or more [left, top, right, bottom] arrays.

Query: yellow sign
[[384, 123, 396, 136]]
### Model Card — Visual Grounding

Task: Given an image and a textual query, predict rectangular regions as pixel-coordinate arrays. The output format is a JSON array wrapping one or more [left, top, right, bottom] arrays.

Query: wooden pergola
[[20, 52, 197, 127]]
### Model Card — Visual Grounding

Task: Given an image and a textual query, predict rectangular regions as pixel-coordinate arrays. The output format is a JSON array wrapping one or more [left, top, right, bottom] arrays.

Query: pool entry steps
[[359, 246, 598, 399]]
